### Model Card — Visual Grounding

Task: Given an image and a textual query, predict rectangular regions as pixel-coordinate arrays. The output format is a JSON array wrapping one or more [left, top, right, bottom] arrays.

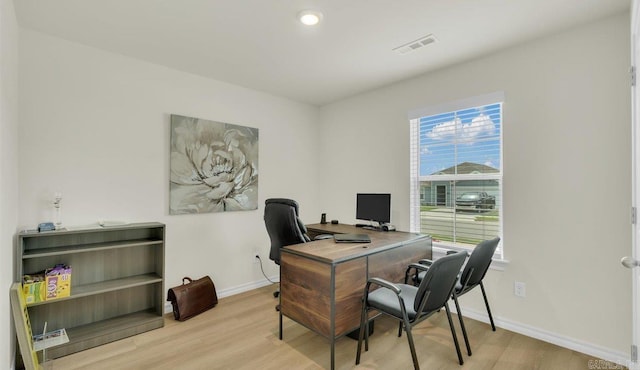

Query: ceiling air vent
[[393, 34, 437, 55]]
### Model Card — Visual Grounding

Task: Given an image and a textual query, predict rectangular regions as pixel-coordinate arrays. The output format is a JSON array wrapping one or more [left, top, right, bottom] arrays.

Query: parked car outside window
[[455, 192, 495, 211]]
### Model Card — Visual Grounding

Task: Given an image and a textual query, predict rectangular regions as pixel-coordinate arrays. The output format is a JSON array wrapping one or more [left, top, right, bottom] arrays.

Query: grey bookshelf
[[16, 222, 165, 359]]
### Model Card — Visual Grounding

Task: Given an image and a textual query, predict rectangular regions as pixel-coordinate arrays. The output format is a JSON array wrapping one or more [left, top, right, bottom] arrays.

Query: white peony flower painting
[[170, 114, 259, 214]]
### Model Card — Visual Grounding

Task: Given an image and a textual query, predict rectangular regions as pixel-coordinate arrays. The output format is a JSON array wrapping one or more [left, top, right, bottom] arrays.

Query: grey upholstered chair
[[355, 251, 467, 369], [410, 236, 501, 357]]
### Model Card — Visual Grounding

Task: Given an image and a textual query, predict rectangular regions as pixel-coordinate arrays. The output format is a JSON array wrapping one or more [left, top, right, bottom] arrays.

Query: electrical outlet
[[514, 281, 526, 298], [253, 250, 261, 264]]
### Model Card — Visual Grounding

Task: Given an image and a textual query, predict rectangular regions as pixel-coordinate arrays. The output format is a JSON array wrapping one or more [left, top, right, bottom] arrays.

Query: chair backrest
[[264, 198, 311, 265], [414, 251, 467, 313], [459, 237, 501, 289]]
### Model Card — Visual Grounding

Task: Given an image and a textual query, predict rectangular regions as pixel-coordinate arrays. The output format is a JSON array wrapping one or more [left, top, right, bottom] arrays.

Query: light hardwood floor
[[49, 285, 613, 370]]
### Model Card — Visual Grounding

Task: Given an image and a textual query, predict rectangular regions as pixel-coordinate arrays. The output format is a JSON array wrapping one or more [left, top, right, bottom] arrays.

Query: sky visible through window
[[419, 103, 501, 175]]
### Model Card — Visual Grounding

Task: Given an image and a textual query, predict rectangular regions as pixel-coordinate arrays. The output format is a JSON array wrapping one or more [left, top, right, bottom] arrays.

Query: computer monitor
[[356, 193, 391, 224]]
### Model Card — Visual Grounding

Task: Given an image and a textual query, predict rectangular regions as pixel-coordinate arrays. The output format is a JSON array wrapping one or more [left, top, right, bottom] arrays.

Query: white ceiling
[[14, 0, 630, 106]]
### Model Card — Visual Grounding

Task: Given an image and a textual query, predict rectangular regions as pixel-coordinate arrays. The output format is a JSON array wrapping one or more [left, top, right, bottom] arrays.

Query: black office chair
[[356, 251, 467, 369], [264, 198, 311, 266], [410, 237, 501, 356], [263, 198, 330, 303]]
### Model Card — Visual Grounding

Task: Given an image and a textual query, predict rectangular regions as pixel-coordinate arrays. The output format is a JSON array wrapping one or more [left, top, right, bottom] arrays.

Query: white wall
[[319, 13, 631, 359], [1, 0, 19, 367], [17, 29, 322, 304]]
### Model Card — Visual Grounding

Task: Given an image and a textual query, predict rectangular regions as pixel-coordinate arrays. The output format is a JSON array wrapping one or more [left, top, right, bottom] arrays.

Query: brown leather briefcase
[[167, 276, 218, 321]]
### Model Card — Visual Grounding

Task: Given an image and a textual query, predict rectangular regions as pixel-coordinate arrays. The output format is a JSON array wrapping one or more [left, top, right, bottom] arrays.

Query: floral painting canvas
[[170, 114, 259, 214]]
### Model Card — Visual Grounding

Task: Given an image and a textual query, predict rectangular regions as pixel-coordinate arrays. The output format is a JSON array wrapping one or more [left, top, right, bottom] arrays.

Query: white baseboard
[[450, 303, 631, 368], [216, 277, 278, 299]]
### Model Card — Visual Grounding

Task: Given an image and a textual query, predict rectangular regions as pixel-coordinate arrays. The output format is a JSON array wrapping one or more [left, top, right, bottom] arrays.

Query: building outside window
[[409, 92, 503, 257]]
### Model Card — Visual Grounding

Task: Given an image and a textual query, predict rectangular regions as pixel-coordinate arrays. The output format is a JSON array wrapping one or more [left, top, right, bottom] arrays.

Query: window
[[409, 92, 503, 258]]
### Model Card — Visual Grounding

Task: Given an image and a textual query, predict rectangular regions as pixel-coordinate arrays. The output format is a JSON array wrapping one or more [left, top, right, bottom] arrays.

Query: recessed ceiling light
[[298, 10, 323, 26]]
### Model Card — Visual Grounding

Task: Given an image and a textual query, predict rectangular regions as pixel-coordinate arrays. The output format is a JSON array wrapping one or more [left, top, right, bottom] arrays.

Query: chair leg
[[365, 316, 370, 352], [480, 282, 496, 331], [398, 322, 403, 337], [452, 294, 472, 356], [404, 322, 420, 370], [356, 300, 368, 365], [445, 304, 464, 365]]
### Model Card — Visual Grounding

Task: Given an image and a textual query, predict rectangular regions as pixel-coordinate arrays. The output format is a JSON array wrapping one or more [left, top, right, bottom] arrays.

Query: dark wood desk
[[279, 223, 432, 369]]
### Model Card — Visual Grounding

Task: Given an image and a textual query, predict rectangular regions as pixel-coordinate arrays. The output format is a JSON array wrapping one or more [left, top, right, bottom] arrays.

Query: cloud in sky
[[427, 114, 495, 144]]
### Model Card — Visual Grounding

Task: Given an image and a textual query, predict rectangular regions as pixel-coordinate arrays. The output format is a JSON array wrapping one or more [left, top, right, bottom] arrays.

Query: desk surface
[[283, 223, 428, 264]]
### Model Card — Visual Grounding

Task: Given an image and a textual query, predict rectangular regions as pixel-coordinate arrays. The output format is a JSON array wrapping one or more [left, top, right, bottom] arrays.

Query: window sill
[[432, 244, 509, 271]]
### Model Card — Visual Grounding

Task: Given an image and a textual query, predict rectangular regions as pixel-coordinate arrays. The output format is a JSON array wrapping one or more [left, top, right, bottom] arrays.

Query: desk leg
[[331, 339, 335, 370]]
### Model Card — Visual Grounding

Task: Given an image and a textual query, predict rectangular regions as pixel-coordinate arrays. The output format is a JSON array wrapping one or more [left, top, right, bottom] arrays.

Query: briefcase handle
[[182, 277, 193, 285]]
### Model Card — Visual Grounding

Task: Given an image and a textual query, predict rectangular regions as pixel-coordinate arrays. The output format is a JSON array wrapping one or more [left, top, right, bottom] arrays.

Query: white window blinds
[[409, 92, 503, 256]]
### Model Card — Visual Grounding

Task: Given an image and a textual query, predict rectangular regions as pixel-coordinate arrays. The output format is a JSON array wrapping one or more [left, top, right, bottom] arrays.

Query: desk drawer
[[280, 253, 332, 337], [334, 259, 367, 336]]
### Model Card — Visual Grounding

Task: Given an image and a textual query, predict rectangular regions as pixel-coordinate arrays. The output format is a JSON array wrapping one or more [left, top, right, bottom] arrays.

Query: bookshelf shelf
[[26, 273, 163, 307], [22, 239, 163, 259], [16, 222, 165, 359], [46, 310, 164, 359]]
